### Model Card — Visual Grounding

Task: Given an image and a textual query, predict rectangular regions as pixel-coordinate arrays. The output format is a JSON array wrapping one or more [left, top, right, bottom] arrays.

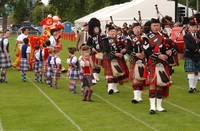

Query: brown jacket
[[76, 31, 88, 50]]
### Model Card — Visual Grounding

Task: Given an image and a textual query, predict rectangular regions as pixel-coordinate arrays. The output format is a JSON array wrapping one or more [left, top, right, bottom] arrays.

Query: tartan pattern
[[53, 69, 61, 79], [129, 61, 136, 79], [38, 62, 43, 72], [117, 57, 129, 80], [0, 52, 12, 68], [42, 61, 48, 73], [91, 54, 101, 73], [184, 58, 200, 72], [103, 58, 113, 79], [145, 59, 170, 85], [83, 75, 93, 87], [46, 67, 53, 78], [20, 58, 30, 71], [33, 62, 40, 73], [68, 68, 80, 80]]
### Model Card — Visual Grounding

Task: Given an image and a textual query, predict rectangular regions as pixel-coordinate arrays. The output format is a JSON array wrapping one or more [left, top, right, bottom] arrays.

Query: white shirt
[[50, 57, 61, 66], [26, 46, 31, 54], [49, 36, 57, 47], [35, 51, 40, 61], [83, 31, 88, 44], [17, 33, 28, 48], [80, 59, 89, 67], [2, 38, 8, 46]]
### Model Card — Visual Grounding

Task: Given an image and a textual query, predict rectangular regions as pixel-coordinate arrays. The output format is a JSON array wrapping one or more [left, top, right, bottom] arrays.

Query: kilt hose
[[129, 60, 146, 87], [90, 54, 101, 73], [184, 58, 200, 72], [0, 52, 12, 68], [20, 58, 30, 71]]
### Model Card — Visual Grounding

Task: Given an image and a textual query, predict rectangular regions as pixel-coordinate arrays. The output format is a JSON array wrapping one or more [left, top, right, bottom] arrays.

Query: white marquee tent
[[74, 0, 196, 30]]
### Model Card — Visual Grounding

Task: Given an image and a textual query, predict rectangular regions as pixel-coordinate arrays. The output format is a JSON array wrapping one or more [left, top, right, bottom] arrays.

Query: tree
[[0, 0, 14, 31], [31, 5, 52, 25], [13, 0, 30, 24]]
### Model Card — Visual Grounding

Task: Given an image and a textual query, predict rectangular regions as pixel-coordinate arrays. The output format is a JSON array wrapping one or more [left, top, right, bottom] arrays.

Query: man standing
[[13, 27, 28, 68], [184, 21, 200, 93], [0, 30, 12, 83], [76, 23, 89, 51], [143, 18, 177, 114]]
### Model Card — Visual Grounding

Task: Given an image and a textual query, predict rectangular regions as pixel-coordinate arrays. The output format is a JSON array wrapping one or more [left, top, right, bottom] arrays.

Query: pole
[[175, 0, 178, 22], [197, 0, 199, 12], [186, 0, 189, 17]]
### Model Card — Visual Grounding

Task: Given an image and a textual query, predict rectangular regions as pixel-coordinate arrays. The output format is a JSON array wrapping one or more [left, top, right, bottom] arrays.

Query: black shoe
[[159, 109, 167, 112], [193, 88, 199, 93], [0, 79, 2, 83], [149, 110, 156, 114], [2, 80, 8, 83], [108, 89, 114, 94], [131, 99, 139, 104], [189, 88, 194, 93]]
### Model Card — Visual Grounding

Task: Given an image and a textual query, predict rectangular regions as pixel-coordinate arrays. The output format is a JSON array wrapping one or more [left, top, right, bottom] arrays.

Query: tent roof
[[75, 0, 196, 24]]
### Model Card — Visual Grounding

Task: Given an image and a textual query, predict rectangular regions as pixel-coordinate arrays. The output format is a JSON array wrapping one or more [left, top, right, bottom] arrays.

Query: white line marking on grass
[[61, 75, 158, 131], [0, 119, 4, 131], [93, 93, 159, 131], [27, 77, 82, 131], [99, 75, 200, 117]]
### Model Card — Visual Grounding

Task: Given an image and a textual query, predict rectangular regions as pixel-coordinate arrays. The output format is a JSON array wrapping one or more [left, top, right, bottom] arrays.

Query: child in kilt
[[33, 45, 41, 83], [42, 40, 51, 83], [67, 47, 80, 93], [80, 45, 94, 101], [51, 49, 62, 89], [0, 30, 12, 83], [38, 43, 46, 83], [20, 38, 31, 82], [46, 48, 54, 87]]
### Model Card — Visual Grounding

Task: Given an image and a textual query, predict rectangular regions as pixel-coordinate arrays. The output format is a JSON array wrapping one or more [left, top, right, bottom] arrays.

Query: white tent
[[74, 0, 196, 30]]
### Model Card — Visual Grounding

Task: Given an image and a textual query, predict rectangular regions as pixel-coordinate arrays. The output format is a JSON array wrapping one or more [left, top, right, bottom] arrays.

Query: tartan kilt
[[20, 58, 30, 71], [117, 57, 129, 80], [83, 75, 93, 87], [33, 62, 40, 73], [184, 58, 200, 72], [79, 70, 84, 82], [46, 66, 53, 78], [145, 59, 170, 86], [53, 68, 61, 79], [103, 58, 113, 79], [68, 68, 80, 80], [38, 62, 43, 72], [42, 61, 48, 73], [91, 54, 101, 73], [0, 52, 12, 68]]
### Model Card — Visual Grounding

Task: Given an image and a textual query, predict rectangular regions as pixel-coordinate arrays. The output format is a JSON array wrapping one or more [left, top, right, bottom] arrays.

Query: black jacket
[[184, 32, 200, 58]]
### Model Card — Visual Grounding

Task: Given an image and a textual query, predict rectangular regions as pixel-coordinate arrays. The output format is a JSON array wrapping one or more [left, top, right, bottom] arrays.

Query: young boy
[[51, 49, 62, 89], [46, 48, 54, 87], [33, 45, 40, 83], [20, 38, 31, 82]]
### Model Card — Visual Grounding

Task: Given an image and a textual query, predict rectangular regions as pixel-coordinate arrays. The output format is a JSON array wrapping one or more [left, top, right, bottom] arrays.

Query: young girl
[[67, 47, 80, 93], [33, 45, 40, 83], [38, 43, 46, 83], [46, 48, 54, 87], [20, 38, 31, 82], [80, 45, 94, 101], [51, 49, 62, 89]]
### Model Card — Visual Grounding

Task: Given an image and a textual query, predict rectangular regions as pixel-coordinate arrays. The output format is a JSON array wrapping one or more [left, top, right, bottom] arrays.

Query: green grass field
[[0, 35, 200, 131]]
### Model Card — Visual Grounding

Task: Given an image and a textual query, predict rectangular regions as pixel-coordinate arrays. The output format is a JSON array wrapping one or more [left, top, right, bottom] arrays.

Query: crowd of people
[[0, 13, 200, 115]]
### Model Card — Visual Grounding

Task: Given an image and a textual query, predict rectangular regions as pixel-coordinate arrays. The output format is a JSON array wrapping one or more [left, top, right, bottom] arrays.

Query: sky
[[41, 0, 49, 5]]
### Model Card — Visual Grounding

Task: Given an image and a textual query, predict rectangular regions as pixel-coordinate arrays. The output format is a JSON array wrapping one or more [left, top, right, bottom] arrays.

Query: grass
[[0, 35, 200, 131]]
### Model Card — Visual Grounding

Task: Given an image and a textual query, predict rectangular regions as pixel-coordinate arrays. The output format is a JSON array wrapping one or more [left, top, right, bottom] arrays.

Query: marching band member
[[143, 18, 177, 114], [184, 21, 200, 93], [126, 23, 146, 103], [101, 26, 124, 94], [87, 18, 102, 82]]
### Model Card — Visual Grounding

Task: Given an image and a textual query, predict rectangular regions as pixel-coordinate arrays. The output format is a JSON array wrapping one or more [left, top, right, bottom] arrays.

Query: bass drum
[[171, 27, 184, 53]]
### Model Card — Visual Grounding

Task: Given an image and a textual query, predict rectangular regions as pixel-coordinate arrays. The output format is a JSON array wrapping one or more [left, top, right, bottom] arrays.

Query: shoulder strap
[[147, 32, 163, 48]]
